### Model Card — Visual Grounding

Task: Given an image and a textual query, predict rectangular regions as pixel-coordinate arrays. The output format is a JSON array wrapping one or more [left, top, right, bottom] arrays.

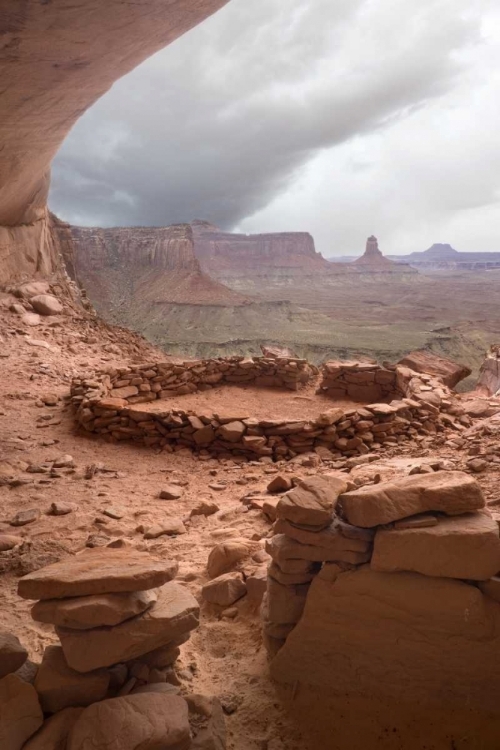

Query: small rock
[[144, 519, 187, 539], [202, 572, 247, 607], [0, 628, 28, 679], [48, 502, 76, 516], [102, 507, 125, 520], [0, 534, 21, 551], [159, 486, 183, 500], [10, 509, 40, 527], [52, 455, 74, 469], [30, 294, 63, 316], [467, 458, 489, 473], [190, 501, 220, 518], [267, 475, 293, 494], [208, 483, 227, 492]]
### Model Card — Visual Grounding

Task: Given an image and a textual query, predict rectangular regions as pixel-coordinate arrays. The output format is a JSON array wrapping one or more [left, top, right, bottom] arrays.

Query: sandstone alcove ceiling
[[0, 0, 229, 282]]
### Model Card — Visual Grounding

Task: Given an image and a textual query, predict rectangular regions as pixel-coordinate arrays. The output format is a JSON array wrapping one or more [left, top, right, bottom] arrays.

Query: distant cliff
[[191, 220, 330, 284], [389, 244, 500, 271], [55, 222, 249, 323]]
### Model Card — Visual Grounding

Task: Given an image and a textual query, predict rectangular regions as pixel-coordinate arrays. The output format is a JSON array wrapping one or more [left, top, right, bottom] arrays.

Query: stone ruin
[[262, 470, 500, 716], [70, 355, 457, 461], [1, 548, 224, 749]]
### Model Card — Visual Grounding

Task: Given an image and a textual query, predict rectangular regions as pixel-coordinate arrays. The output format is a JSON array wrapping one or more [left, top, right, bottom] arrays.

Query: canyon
[[1, 3, 500, 750], [63, 221, 500, 385]]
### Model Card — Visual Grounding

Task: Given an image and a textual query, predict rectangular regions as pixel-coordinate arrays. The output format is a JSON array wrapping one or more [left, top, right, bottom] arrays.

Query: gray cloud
[[49, 0, 497, 254]]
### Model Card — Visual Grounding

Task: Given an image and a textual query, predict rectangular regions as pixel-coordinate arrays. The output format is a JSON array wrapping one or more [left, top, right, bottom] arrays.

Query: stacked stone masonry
[[263, 470, 500, 716], [70, 356, 455, 461], [1, 549, 226, 749]]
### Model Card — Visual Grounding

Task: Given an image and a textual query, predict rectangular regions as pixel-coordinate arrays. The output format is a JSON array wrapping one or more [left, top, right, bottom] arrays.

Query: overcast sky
[[49, 0, 500, 256]]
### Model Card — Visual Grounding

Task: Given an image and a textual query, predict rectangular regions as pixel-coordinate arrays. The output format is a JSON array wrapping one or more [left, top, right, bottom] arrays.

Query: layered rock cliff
[[0, 0, 228, 284], [192, 220, 331, 284], [58, 223, 249, 320]]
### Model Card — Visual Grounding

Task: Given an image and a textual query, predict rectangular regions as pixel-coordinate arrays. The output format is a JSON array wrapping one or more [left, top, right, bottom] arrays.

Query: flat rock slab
[[23, 707, 84, 750], [0, 627, 28, 679], [32, 589, 158, 630], [67, 692, 191, 750], [372, 512, 500, 580], [340, 471, 484, 527], [66, 693, 190, 750], [277, 476, 348, 528], [57, 582, 199, 672], [0, 674, 43, 750], [18, 549, 178, 600], [266, 533, 370, 566], [34, 646, 109, 713], [274, 519, 372, 554]]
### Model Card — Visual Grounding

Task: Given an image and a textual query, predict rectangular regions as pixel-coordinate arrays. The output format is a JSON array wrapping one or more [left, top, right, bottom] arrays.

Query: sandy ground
[[137, 383, 358, 421], [1, 300, 500, 749]]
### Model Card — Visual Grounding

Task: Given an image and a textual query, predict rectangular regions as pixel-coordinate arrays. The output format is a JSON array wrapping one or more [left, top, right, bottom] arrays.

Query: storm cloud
[[49, 0, 500, 255]]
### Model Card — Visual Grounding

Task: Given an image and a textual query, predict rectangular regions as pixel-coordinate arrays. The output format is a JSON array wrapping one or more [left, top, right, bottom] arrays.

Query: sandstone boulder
[[202, 572, 247, 606], [160, 485, 184, 500], [30, 294, 63, 315], [0, 534, 21, 552], [372, 512, 500, 580], [0, 627, 27, 679], [270, 566, 500, 714], [246, 566, 268, 605], [267, 474, 293, 493], [17, 281, 50, 298], [32, 589, 157, 629], [18, 549, 178, 600], [0, 674, 43, 750], [207, 539, 253, 579], [34, 646, 109, 713], [23, 707, 83, 750], [340, 471, 484, 528], [276, 476, 348, 528], [57, 582, 199, 672], [67, 694, 191, 750], [398, 350, 471, 388]]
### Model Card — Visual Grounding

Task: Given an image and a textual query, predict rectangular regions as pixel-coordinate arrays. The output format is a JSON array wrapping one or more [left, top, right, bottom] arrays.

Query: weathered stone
[[268, 562, 318, 585], [0, 674, 43, 750], [340, 471, 484, 528], [144, 519, 186, 538], [0, 534, 21, 551], [49, 502, 76, 516], [270, 566, 500, 714], [372, 512, 500, 580], [57, 582, 199, 672], [110, 386, 139, 399], [246, 566, 268, 605], [188, 695, 227, 750], [207, 540, 253, 578], [266, 533, 369, 565], [393, 513, 438, 530], [0, 628, 27, 679], [265, 578, 309, 624], [276, 475, 348, 528], [30, 294, 63, 316], [398, 350, 471, 388], [160, 485, 184, 500], [191, 501, 220, 517], [202, 572, 247, 606], [217, 421, 246, 443], [34, 646, 109, 713], [18, 549, 178, 600], [32, 589, 158, 629], [10, 508, 40, 526], [23, 707, 84, 750], [274, 519, 372, 557], [67, 694, 191, 750], [262, 496, 280, 521], [267, 474, 293, 493]]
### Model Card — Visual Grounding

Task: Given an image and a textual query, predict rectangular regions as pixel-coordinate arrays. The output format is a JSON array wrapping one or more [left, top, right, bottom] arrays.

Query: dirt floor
[[2, 299, 500, 749], [136, 383, 358, 421]]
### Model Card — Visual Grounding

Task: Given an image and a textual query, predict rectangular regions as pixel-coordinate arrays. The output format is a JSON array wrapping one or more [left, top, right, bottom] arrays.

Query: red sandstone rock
[[18, 549, 178, 600], [270, 567, 500, 714], [276, 476, 348, 528], [371, 512, 500, 580], [398, 350, 471, 388], [340, 471, 484, 528]]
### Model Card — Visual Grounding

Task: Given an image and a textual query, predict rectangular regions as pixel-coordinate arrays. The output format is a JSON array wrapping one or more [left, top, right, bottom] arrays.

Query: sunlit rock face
[[0, 0, 228, 282]]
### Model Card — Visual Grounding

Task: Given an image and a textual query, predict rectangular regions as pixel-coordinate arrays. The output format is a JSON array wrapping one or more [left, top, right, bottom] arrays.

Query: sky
[[49, 0, 500, 257]]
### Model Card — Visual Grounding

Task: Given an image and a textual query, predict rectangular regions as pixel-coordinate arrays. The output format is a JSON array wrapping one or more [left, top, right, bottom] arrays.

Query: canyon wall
[[0, 0, 229, 284]]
